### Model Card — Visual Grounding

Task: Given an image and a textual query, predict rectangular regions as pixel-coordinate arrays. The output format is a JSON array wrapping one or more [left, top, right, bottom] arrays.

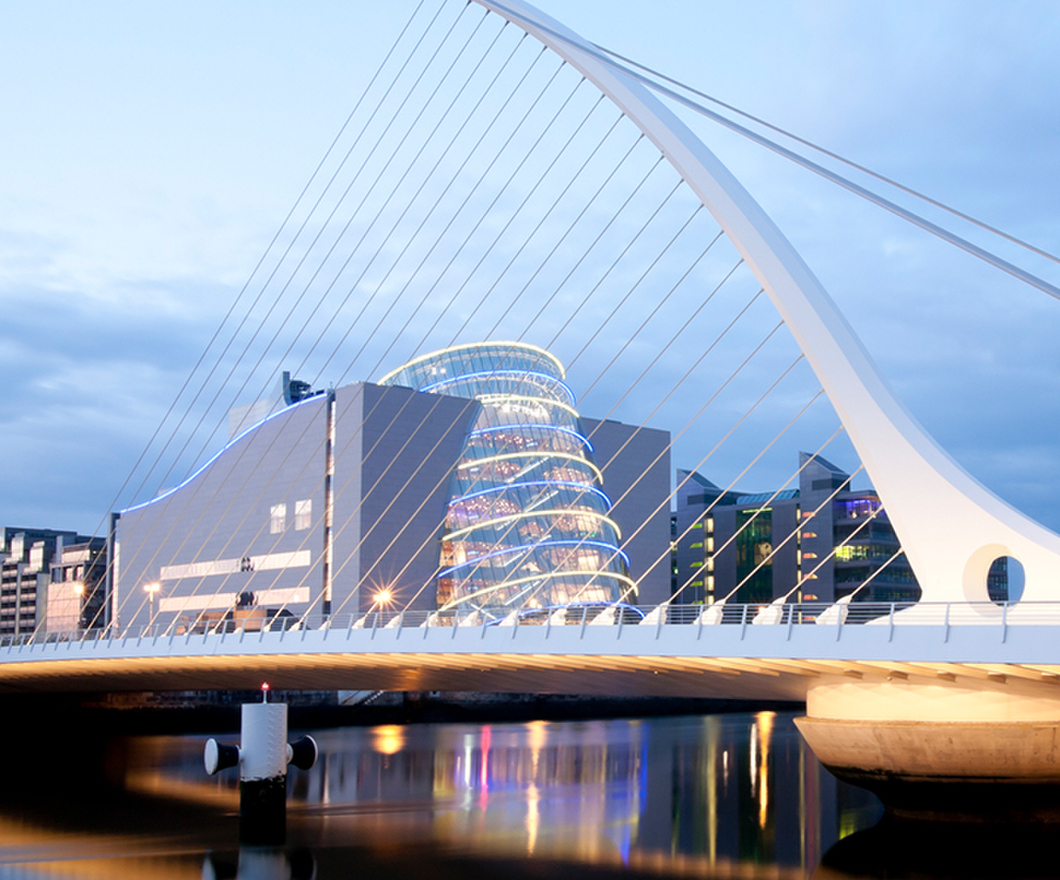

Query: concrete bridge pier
[[795, 677, 1060, 821]]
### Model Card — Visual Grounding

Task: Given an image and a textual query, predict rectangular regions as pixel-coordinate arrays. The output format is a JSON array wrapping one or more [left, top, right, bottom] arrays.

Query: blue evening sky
[[1, 1, 1058, 536]]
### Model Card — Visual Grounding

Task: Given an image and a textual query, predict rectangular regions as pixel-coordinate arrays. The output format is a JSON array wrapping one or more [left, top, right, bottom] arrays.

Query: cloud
[[2, 0, 1058, 550]]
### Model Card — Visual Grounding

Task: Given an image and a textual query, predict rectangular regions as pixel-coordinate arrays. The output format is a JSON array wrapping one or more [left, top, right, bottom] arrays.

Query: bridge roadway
[[2, 603, 1059, 701]]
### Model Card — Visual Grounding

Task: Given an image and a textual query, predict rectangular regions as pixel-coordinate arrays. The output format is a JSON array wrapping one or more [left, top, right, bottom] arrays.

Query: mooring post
[[238, 687, 288, 844], [204, 683, 318, 846]]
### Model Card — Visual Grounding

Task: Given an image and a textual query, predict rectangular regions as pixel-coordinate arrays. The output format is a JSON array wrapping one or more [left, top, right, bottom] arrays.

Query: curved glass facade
[[380, 342, 633, 616]]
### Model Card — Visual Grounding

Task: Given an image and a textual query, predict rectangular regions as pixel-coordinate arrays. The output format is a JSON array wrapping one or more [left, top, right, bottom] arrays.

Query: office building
[[673, 453, 921, 606], [48, 536, 108, 632], [1, 527, 105, 636]]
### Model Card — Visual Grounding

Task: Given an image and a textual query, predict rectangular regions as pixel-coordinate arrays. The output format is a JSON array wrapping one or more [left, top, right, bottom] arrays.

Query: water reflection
[[0, 711, 888, 879]]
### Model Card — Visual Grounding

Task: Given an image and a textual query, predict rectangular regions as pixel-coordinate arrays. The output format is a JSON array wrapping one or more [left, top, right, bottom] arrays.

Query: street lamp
[[144, 582, 161, 624], [371, 588, 393, 627]]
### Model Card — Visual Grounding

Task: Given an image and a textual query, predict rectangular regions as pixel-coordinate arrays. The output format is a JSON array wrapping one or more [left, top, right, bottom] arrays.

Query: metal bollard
[[204, 683, 318, 845]]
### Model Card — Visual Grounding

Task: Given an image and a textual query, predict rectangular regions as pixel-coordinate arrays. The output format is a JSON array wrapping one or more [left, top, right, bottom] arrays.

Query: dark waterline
[[1, 711, 1056, 879]]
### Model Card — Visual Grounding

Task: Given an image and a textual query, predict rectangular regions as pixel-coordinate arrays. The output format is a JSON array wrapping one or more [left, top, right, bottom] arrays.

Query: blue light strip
[[468, 423, 594, 452], [119, 395, 326, 515], [419, 370, 576, 405], [377, 341, 566, 385], [440, 571, 638, 611], [444, 508, 623, 542], [448, 479, 613, 509], [439, 539, 630, 577]]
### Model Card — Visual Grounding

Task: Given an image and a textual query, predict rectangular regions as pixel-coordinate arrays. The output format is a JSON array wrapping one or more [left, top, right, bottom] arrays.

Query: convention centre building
[[114, 342, 671, 630]]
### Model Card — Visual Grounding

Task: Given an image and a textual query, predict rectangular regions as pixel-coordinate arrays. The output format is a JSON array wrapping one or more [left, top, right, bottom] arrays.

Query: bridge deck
[[3, 603, 1059, 698]]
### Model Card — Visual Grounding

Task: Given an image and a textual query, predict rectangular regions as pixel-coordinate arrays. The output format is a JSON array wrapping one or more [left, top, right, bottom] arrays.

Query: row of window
[[270, 499, 312, 534]]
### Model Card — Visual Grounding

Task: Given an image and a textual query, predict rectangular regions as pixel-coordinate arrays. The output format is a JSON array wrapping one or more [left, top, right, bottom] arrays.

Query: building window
[[270, 503, 287, 534], [295, 499, 312, 531]]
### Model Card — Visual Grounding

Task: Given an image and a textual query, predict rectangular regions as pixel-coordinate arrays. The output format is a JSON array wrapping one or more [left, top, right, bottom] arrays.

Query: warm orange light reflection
[[756, 711, 775, 829], [373, 724, 405, 756]]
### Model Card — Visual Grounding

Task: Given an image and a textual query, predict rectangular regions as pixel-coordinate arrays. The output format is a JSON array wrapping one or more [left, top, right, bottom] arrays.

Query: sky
[[1, 1, 1058, 537]]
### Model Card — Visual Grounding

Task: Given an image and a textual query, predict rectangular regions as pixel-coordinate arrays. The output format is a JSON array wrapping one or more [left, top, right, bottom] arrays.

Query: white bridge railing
[[3, 600, 1055, 650]]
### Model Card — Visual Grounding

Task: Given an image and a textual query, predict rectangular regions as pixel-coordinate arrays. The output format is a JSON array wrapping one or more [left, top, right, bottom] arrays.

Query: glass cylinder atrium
[[379, 342, 633, 617]]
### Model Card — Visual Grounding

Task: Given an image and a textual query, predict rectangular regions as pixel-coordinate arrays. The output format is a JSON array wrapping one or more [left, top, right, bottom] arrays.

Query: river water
[[1, 710, 1055, 879]]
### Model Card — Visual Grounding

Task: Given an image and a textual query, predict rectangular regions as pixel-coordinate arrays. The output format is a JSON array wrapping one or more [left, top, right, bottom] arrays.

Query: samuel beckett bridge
[[4, 0, 1060, 803]]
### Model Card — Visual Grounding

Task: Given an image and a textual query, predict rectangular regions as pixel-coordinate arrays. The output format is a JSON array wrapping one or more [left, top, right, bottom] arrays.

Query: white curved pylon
[[477, 0, 1060, 605]]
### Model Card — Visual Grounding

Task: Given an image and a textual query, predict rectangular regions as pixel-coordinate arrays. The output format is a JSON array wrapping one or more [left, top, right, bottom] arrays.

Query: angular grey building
[[114, 344, 671, 630]]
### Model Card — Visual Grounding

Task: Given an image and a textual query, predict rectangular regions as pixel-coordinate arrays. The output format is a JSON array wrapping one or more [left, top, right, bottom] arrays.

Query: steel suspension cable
[[148, 3, 488, 497], [594, 42, 1060, 268], [251, 107, 657, 623], [607, 343, 800, 605], [486, 0, 1060, 297], [80, 0, 441, 629], [209, 12, 514, 441], [108, 6, 525, 623], [305, 58, 580, 395], [107, 4, 506, 622], [559, 351, 811, 611], [665, 427, 847, 608]]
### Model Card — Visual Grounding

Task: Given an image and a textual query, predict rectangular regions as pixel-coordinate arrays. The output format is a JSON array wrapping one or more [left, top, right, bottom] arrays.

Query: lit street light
[[144, 582, 161, 624]]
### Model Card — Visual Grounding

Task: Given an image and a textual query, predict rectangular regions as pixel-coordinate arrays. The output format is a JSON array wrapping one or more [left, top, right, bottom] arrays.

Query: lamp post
[[144, 582, 161, 625]]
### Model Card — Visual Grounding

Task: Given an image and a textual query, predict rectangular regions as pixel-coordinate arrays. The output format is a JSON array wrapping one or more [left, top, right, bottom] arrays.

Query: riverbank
[[3, 689, 802, 735]]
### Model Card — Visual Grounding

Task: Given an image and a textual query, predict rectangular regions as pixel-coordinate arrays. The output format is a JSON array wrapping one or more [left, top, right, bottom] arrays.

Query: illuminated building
[[379, 342, 636, 616], [114, 343, 670, 629], [674, 453, 921, 606]]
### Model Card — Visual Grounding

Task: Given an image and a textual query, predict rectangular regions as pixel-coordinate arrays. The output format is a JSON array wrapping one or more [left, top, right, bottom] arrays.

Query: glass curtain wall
[[735, 508, 774, 604], [380, 342, 633, 618]]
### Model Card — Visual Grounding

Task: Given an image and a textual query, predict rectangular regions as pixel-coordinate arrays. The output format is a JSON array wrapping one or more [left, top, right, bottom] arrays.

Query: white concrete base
[[796, 716, 1060, 783], [798, 678, 1060, 820]]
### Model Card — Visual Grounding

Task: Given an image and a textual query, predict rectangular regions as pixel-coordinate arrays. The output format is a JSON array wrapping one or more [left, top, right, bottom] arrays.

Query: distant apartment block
[[0, 527, 106, 636]]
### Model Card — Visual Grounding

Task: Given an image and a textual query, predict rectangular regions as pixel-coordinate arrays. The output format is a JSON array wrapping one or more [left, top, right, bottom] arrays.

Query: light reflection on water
[[1, 711, 885, 879]]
